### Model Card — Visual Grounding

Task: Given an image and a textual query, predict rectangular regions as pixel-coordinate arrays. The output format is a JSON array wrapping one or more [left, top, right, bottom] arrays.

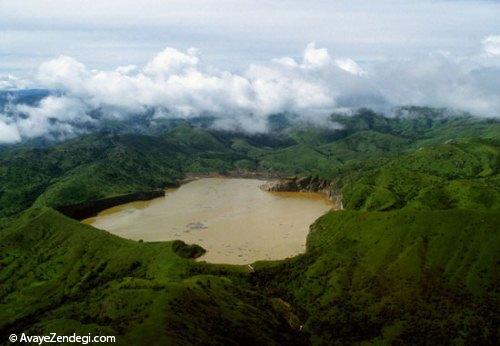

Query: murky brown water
[[83, 178, 333, 264]]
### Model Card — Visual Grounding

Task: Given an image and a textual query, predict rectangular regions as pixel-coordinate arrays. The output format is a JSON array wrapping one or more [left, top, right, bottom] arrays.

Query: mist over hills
[[1, 37, 500, 145], [1, 87, 498, 150]]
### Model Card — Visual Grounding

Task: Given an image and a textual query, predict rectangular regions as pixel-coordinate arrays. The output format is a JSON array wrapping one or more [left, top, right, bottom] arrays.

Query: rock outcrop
[[261, 176, 343, 209]]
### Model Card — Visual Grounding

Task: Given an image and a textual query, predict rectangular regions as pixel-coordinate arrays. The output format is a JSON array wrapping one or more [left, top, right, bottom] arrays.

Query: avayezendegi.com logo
[[9, 332, 116, 344]]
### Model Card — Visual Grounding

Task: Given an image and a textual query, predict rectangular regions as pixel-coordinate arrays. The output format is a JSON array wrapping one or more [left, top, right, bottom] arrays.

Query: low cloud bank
[[1, 38, 500, 143]]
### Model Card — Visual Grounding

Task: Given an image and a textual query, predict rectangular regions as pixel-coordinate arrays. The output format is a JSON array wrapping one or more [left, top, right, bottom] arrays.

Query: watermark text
[[9, 332, 116, 344]]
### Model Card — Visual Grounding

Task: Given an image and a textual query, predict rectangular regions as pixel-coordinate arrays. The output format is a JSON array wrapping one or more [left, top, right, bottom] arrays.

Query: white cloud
[[5, 96, 92, 141], [0, 38, 499, 144], [335, 59, 365, 76], [0, 75, 32, 90], [38, 56, 89, 92], [302, 42, 331, 69], [28, 43, 348, 130], [483, 35, 500, 56], [115, 65, 138, 75], [0, 118, 21, 143], [144, 47, 200, 77], [16, 96, 90, 123]]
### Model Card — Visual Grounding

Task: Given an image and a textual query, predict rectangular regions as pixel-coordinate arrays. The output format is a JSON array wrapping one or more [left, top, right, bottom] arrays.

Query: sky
[[1, 0, 500, 75], [0, 0, 499, 142]]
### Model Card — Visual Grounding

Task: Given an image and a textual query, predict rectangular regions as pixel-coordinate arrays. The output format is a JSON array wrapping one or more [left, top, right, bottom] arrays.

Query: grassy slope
[[0, 134, 185, 216], [248, 123, 500, 344], [253, 209, 500, 344], [0, 109, 499, 344], [341, 139, 500, 211], [0, 207, 297, 344]]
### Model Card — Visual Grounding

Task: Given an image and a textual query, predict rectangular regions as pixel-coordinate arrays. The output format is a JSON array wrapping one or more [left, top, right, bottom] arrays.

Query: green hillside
[[340, 138, 500, 211], [0, 108, 499, 344], [1, 109, 498, 217], [253, 209, 499, 344], [0, 207, 298, 344]]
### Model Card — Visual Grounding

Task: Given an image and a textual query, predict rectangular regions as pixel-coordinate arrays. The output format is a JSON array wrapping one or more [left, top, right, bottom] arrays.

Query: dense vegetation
[[0, 107, 499, 344], [0, 208, 298, 344], [254, 209, 499, 344]]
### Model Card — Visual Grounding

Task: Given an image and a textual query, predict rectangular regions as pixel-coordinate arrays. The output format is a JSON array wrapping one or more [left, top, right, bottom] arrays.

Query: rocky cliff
[[261, 176, 343, 209]]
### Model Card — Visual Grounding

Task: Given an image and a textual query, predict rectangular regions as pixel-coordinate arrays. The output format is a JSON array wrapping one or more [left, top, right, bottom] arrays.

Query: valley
[[0, 108, 498, 344]]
